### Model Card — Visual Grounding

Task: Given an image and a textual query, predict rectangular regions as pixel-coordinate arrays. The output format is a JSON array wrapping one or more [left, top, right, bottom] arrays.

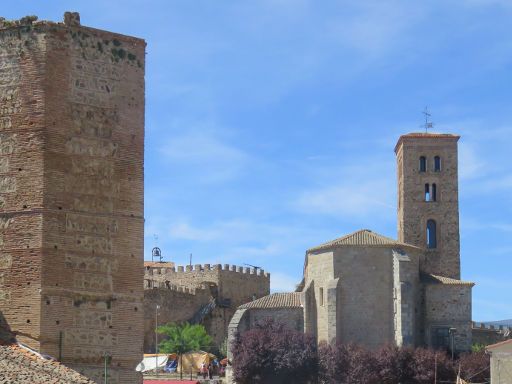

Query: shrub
[[319, 343, 379, 384], [231, 319, 318, 384], [457, 351, 490, 383]]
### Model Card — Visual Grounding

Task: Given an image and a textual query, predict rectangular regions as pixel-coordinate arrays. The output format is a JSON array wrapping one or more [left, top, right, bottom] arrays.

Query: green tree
[[157, 322, 213, 379]]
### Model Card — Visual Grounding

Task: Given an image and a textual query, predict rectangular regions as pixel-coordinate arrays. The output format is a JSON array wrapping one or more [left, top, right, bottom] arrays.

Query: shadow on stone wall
[[0, 310, 15, 345]]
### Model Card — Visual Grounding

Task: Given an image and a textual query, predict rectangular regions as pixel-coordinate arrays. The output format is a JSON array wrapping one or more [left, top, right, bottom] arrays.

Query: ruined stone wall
[[143, 286, 211, 353], [396, 134, 461, 279], [145, 263, 270, 308], [423, 284, 472, 352], [472, 323, 512, 346], [144, 264, 270, 349], [0, 13, 145, 384]]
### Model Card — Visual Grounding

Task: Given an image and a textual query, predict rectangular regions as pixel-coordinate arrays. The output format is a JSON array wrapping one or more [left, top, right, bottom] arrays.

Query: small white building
[[486, 339, 512, 384]]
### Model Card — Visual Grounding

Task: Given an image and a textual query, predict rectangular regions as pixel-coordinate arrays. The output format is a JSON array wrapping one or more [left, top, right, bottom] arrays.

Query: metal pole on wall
[[434, 352, 437, 384], [156, 305, 160, 377], [104, 353, 109, 384], [449, 327, 457, 361]]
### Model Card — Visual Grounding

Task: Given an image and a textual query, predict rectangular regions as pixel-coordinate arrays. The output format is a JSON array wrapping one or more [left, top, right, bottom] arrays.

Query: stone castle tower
[[395, 133, 461, 279], [0, 13, 145, 383]]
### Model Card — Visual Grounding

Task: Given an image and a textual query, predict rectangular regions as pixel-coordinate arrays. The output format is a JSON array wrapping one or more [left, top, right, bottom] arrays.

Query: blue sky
[[4, 1, 512, 321]]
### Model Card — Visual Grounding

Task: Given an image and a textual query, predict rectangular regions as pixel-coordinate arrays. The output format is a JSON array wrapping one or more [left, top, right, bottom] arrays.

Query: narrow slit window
[[432, 183, 437, 202], [426, 219, 437, 249], [434, 156, 441, 172], [319, 288, 324, 306], [419, 156, 427, 172], [425, 184, 430, 201]]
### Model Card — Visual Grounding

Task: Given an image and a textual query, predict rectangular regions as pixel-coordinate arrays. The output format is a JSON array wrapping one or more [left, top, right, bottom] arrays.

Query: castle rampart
[[143, 263, 270, 350], [143, 285, 212, 352]]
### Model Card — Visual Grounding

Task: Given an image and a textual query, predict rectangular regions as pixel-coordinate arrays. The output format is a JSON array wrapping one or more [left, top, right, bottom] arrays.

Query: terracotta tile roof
[[0, 343, 95, 383], [239, 292, 302, 309], [307, 229, 417, 253], [144, 261, 175, 268], [421, 273, 475, 286], [394, 132, 460, 152], [486, 338, 512, 350]]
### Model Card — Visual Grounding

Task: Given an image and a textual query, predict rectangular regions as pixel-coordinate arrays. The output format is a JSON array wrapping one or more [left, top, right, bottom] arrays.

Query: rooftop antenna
[[421, 106, 434, 133], [244, 263, 262, 271]]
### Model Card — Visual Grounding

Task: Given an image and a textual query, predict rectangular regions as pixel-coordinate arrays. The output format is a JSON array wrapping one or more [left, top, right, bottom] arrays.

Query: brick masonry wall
[[0, 20, 46, 352], [0, 14, 145, 384], [396, 135, 461, 279]]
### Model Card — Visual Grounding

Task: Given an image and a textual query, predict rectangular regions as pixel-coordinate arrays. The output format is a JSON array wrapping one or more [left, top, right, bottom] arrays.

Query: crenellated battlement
[[144, 279, 210, 295], [472, 321, 511, 332], [144, 263, 270, 278]]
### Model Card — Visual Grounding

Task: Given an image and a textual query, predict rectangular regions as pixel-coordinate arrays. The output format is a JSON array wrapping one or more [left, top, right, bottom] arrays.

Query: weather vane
[[422, 106, 434, 133]]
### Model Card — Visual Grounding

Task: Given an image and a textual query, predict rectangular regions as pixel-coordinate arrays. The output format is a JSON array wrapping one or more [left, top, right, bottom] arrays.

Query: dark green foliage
[[157, 322, 213, 354]]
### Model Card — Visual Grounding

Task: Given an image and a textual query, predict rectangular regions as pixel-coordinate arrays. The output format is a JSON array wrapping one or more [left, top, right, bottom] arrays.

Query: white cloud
[[472, 299, 512, 322], [325, 1, 426, 61], [458, 143, 486, 180], [159, 130, 250, 183], [294, 179, 395, 218]]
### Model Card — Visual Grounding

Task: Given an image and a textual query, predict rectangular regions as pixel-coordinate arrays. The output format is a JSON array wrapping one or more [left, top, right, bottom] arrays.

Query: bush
[[319, 343, 458, 384], [319, 343, 380, 384], [232, 320, 489, 384], [458, 351, 490, 383], [231, 319, 318, 384], [410, 347, 454, 384]]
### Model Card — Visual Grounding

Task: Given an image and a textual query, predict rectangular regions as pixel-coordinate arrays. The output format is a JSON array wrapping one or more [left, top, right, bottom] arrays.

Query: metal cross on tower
[[422, 106, 434, 133]]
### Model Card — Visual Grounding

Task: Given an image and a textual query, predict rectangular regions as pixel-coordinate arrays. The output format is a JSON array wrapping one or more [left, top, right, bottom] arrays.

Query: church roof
[[307, 229, 417, 253], [239, 292, 302, 309], [421, 273, 475, 286]]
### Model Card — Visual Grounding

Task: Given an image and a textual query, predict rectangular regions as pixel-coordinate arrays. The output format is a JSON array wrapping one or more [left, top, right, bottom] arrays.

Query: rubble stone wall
[[144, 264, 270, 349]]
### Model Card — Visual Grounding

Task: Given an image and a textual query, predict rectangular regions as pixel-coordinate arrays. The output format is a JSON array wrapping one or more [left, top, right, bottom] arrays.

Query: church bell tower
[[395, 133, 461, 279]]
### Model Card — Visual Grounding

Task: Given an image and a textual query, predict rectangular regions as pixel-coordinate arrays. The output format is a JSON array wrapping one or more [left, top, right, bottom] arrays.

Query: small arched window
[[425, 184, 430, 201], [426, 220, 437, 249], [432, 183, 437, 202], [419, 156, 427, 172], [434, 156, 441, 172]]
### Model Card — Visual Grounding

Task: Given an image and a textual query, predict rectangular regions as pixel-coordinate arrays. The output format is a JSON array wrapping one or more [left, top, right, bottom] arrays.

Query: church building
[[228, 132, 474, 355]]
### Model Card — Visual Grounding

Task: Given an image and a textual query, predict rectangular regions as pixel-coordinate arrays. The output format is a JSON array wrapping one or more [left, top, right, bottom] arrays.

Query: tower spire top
[[421, 106, 434, 133]]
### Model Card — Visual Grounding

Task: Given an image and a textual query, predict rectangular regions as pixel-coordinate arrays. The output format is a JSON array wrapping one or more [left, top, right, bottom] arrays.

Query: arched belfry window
[[432, 183, 437, 202], [419, 156, 427, 172], [434, 156, 441, 172], [426, 220, 437, 249]]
